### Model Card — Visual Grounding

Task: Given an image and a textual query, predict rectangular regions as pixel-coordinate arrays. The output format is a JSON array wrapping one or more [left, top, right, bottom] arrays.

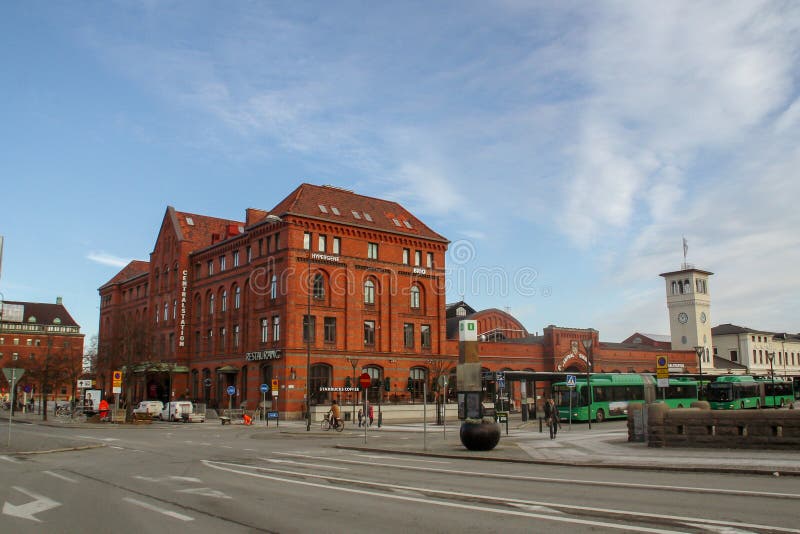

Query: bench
[[133, 412, 153, 424], [220, 409, 244, 425]]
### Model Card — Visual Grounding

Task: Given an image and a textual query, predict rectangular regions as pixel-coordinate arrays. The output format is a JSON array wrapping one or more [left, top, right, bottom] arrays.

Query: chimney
[[56, 296, 63, 305]]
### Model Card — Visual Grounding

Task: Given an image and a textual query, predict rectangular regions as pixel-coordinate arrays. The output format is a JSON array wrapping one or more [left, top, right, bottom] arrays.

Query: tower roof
[[659, 267, 714, 277]]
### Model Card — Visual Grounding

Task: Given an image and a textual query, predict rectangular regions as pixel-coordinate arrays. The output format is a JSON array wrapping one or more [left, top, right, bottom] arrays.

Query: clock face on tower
[[678, 312, 689, 324], [700, 312, 707, 323]]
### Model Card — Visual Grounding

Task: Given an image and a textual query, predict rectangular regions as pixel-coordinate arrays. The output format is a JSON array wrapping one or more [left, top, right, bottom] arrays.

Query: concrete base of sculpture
[[460, 421, 501, 451]]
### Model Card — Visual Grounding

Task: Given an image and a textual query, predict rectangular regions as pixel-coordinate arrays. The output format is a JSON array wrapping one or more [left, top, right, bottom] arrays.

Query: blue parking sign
[[226, 385, 236, 396], [260, 383, 269, 393]]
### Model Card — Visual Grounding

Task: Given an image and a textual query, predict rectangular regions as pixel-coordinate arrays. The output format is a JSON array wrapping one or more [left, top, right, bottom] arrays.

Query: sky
[[1, 1, 799, 348]]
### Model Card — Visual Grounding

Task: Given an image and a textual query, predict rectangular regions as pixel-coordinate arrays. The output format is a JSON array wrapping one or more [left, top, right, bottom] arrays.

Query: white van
[[133, 400, 164, 417], [160, 401, 204, 422]]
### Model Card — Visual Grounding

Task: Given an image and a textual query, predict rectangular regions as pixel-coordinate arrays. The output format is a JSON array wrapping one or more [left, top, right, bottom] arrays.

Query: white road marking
[[43, 470, 77, 483], [2, 486, 61, 522], [76, 435, 119, 442], [201, 461, 676, 533], [177, 487, 232, 499], [259, 458, 349, 471], [110, 446, 123, 450], [279, 452, 800, 501], [122, 497, 194, 521], [243, 448, 255, 452], [170, 476, 203, 483], [347, 453, 451, 464], [203, 460, 800, 534], [0, 455, 19, 463]]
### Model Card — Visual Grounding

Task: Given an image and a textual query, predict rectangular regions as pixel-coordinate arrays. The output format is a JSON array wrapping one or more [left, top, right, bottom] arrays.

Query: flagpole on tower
[[682, 236, 688, 269]]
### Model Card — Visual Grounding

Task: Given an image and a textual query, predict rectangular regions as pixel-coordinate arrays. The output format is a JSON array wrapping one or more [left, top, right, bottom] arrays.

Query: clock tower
[[660, 265, 714, 370]]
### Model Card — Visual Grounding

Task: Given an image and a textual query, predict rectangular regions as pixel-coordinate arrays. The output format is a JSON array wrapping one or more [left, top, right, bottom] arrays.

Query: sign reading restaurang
[[245, 350, 282, 362]]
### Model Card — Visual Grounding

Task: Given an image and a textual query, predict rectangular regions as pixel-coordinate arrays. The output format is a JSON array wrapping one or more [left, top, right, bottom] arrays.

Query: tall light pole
[[581, 338, 593, 430], [767, 351, 776, 409], [694, 346, 704, 400], [305, 251, 312, 431]]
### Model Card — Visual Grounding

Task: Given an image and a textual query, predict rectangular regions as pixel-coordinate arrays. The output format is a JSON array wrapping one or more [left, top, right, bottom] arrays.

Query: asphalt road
[[2, 421, 800, 533]]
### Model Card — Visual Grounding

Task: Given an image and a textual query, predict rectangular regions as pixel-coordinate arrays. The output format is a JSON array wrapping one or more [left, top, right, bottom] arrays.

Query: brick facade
[[97, 184, 699, 418]]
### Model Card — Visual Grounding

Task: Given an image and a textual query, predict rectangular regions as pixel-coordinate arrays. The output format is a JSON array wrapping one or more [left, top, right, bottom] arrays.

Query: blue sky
[[1, 1, 799, 347]]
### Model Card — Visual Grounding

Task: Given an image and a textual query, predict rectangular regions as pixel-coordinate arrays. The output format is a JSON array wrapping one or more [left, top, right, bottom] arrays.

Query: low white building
[[711, 324, 800, 377]]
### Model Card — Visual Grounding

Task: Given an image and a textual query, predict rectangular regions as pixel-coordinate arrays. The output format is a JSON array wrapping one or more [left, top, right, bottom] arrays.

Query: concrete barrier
[[632, 403, 800, 449]]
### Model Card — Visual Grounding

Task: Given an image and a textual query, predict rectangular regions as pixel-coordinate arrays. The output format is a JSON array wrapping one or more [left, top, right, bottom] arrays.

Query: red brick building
[[97, 184, 698, 418], [0, 297, 85, 403]]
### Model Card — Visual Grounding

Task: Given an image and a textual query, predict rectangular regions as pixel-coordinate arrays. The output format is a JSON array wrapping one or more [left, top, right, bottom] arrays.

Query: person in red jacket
[[98, 398, 110, 421]]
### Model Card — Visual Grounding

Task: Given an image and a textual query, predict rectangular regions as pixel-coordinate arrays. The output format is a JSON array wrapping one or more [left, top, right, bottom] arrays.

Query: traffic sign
[[77, 379, 92, 389], [566, 374, 577, 387], [359, 372, 371, 389], [271, 378, 279, 390], [2, 368, 24, 382], [226, 385, 236, 396], [203, 378, 212, 387], [260, 383, 269, 394], [437, 375, 448, 388], [656, 356, 669, 387], [497, 376, 505, 390]]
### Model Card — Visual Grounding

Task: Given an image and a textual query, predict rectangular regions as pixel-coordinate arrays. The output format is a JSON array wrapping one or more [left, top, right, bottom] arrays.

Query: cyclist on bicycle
[[328, 399, 342, 429]]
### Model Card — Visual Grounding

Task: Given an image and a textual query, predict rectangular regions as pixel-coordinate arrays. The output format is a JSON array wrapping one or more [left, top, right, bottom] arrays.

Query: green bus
[[707, 375, 794, 409], [552, 374, 698, 423]]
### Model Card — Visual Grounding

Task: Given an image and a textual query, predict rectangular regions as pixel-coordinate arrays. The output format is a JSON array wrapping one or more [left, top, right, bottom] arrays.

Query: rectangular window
[[258, 238, 263, 256], [207, 329, 213, 352], [303, 315, 316, 343], [246, 245, 252, 263], [404, 323, 414, 348], [426, 252, 433, 268], [332, 237, 341, 255], [274, 233, 280, 250], [421, 324, 431, 349], [219, 255, 226, 271], [324, 317, 336, 343], [219, 327, 226, 351], [364, 321, 375, 346], [303, 232, 311, 250], [318, 234, 327, 252], [414, 250, 422, 266], [233, 250, 240, 267], [169, 333, 175, 354], [266, 236, 271, 253], [207, 260, 214, 276], [26, 339, 32, 346], [272, 315, 280, 342], [260, 318, 269, 343], [195, 331, 200, 354], [368, 242, 378, 260], [403, 248, 410, 265], [233, 325, 240, 349]]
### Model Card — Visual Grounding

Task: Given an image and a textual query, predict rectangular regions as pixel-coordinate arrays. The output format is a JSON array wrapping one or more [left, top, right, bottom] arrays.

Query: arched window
[[684, 279, 691, 293], [234, 286, 241, 309], [313, 273, 325, 300], [270, 275, 277, 300], [678, 281, 684, 294], [365, 365, 383, 404], [364, 279, 375, 305], [671, 281, 678, 295], [221, 290, 228, 312], [310, 363, 332, 406], [209, 293, 215, 315], [408, 367, 427, 401], [410, 285, 420, 309]]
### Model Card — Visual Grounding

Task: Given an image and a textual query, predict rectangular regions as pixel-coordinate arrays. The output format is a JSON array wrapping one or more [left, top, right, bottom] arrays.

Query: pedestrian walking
[[368, 403, 374, 426], [547, 398, 559, 439], [357, 407, 364, 427]]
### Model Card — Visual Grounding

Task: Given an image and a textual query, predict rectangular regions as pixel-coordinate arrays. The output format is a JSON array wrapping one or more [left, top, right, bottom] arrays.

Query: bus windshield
[[707, 383, 732, 402], [553, 385, 583, 407]]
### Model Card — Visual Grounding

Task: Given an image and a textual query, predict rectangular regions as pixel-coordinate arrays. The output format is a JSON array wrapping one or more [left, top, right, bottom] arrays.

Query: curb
[[7, 444, 107, 456], [335, 445, 800, 477]]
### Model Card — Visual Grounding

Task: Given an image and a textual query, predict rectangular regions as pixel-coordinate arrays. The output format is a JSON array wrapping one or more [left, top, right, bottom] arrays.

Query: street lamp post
[[346, 356, 359, 423], [581, 338, 593, 430], [694, 346, 704, 400], [767, 351, 776, 409], [305, 251, 312, 432]]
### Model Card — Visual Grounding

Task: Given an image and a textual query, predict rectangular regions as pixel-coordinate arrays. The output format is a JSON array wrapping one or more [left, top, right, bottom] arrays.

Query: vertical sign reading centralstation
[[179, 269, 188, 347]]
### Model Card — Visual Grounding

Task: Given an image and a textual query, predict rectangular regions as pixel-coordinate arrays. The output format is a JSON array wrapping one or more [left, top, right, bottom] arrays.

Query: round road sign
[[260, 383, 269, 393], [226, 385, 236, 396], [359, 372, 371, 389], [203, 378, 212, 387]]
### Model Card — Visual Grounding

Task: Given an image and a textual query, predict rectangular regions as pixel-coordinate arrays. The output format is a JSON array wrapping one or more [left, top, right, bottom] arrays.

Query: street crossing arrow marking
[[2, 486, 61, 522]]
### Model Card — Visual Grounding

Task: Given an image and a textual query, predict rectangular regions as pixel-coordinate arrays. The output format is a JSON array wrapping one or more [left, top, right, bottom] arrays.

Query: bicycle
[[321, 412, 344, 432]]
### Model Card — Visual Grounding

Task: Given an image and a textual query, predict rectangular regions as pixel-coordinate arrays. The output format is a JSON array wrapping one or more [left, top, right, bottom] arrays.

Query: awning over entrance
[[129, 362, 190, 373], [217, 365, 239, 374]]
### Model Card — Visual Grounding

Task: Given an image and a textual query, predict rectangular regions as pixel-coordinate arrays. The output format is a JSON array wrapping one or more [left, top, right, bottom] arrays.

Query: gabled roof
[[0, 300, 80, 328], [445, 301, 477, 318], [713, 356, 748, 370], [270, 184, 448, 242], [170, 206, 243, 248], [623, 332, 671, 344], [99, 260, 150, 290]]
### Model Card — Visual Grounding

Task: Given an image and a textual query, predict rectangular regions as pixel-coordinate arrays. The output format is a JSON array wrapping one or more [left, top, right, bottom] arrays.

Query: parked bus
[[551, 374, 698, 423], [706, 375, 794, 409]]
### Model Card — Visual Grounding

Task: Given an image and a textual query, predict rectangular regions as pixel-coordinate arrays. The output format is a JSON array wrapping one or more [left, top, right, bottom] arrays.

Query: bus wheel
[[595, 409, 605, 423], [781, 398, 785, 407], [756, 400, 760, 409], [740, 402, 745, 409], [677, 404, 683, 409]]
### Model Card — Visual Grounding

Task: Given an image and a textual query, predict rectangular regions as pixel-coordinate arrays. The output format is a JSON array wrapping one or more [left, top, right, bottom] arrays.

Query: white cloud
[[87, 252, 130, 268]]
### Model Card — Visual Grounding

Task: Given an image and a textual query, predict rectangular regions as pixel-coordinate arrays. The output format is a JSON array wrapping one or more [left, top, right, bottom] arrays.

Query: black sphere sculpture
[[460, 421, 501, 451]]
